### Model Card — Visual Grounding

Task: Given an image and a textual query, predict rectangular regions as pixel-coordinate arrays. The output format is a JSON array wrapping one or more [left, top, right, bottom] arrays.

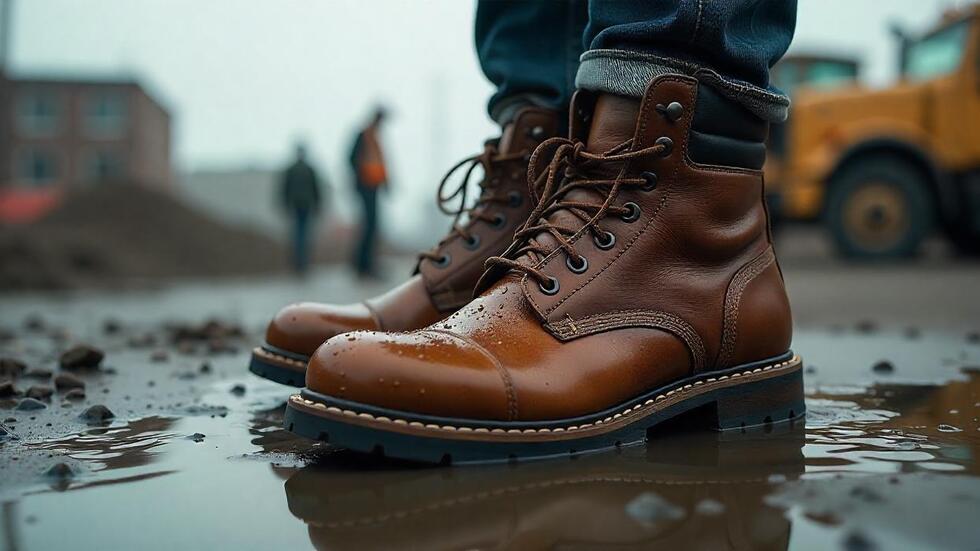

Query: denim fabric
[[353, 187, 379, 277], [475, 0, 587, 125], [578, 0, 797, 122], [291, 207, 312, 274], [475, 0, 797, 123]]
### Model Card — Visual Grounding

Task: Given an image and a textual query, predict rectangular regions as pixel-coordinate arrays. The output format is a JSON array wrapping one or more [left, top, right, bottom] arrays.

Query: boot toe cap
[[306, 330, 514, 421], [265, 302, 378, 357]]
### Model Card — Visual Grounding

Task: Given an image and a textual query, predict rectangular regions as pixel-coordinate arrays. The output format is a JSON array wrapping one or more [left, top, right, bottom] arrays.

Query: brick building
[[0, 73, 171, 189]]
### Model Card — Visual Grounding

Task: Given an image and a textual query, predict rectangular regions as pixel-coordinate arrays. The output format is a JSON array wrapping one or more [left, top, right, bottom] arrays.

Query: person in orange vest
[[348, 106, 389, 278]]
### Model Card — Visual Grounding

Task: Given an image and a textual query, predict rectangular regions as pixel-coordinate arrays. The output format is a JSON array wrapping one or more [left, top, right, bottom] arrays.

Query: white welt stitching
[[289, 355, 801, 435], [254, 347, 306, 368]]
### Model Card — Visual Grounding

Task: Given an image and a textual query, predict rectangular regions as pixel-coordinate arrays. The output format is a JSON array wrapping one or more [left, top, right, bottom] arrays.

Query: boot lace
[[485, 136, 670, 290], [418, 142, 527, 264]]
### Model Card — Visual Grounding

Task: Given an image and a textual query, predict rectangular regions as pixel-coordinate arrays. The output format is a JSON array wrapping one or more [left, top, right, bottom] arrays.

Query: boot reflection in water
[[278, 0, 802, 463], [284, 426, 804, 550]]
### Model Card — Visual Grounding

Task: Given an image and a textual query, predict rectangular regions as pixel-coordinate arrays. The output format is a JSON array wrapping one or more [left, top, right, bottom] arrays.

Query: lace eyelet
[[507, 190, 523, 208], [463, 234, 481, 250], [491, 213, 507, 229], [594, 231, 616, 250], [655, 136, 674, 156], [538, 276, 560, 295], [641, 172, 658, 191], [528, 125, 545, 140], [620, 202, 641, 223], [433, 253, 451, 268], [565, 255, 588, 274]]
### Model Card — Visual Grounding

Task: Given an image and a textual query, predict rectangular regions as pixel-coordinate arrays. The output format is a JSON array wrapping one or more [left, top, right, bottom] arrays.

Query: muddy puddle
[[1, 301, 979, 549]]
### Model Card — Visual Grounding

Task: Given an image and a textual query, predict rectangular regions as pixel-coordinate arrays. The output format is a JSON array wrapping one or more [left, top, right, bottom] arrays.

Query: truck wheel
[[826, 159, 934, 259]]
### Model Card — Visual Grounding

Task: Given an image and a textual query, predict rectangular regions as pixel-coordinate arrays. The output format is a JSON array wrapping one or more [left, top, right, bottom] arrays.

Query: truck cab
[[767, 6, 980, 258]]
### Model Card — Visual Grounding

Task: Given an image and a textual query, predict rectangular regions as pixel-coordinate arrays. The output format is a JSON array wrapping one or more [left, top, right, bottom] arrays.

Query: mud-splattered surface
[[1, 258, 980, 550]]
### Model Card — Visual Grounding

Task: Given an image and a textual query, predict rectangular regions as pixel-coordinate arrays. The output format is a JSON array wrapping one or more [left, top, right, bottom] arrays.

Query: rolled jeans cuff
[[575, 49, 790, 123]]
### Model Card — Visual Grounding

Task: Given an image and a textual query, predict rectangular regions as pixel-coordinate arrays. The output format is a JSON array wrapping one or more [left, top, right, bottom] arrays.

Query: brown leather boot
[[249, 107, 562, 385], [285, 75, 803, 463]]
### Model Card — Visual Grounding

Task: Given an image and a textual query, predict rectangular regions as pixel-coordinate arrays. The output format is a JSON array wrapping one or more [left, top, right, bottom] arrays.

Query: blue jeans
[[354, 186, 379, 276], [475, 0, 797, 123], [291, 207, 312, 274]]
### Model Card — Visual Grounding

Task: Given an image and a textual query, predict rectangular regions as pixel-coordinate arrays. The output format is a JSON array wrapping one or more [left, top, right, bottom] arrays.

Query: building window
[[83, 150, 125, 183], [17, 148, 59, 186], [16, 90, 62, 137], [84, 90, 127, 137]]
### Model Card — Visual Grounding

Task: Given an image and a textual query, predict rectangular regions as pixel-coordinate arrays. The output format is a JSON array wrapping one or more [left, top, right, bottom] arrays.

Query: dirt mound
[[0, 184, 287, 290]]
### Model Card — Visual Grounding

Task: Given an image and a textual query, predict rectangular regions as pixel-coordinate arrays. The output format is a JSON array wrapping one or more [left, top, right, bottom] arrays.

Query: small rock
[[230, 384, 246, 396], [842, 530, 877, 551], [3, 417, 15, 423], [967, 331, 980, 344], [198, 362, 212, 374], [855, 319, 878, 334], [150, 350, 169, 363], [64, 389, 86, 401], [16, 397, 47, 411], [24, 368, 53, 379], [79, 404, 114, 424], [805, 365, 817, 374], [45, 462, 74, 480], [127, 333, 157, 348], [186, 432, 206, 443], [23, 315, 45, 332], [59, 345, 104, 370], [25, 386, 53, 400], [0, 358, 27, 378], [903, 326, 921, 339], [0, 381, 19, 398], [54, 373, 85, 391], [102, 319, 123, 335], [871, 360, 894, 374]]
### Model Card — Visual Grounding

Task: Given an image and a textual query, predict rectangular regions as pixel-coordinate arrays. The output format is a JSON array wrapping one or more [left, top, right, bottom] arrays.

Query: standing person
[[349, 107, 389, 279], [280, 142, 324, 275]]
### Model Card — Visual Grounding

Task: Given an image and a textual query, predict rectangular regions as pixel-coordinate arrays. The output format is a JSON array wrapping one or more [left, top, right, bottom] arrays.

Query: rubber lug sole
[[248, 345, 309, 387], [283, 352, 805, 465]]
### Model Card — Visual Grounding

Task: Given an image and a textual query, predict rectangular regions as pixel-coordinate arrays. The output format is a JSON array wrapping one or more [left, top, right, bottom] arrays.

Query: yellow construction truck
[[766, 6, 980, 258]]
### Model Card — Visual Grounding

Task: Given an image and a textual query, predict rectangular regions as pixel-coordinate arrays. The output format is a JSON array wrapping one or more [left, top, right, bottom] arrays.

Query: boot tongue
[[515, 93, 641, 268], [585, 94, 641, 152], [498, 107, 556, 155]]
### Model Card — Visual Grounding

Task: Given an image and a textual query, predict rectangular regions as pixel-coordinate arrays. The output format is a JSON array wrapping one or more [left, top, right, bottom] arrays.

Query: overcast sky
[[7, 0, 974, 236]]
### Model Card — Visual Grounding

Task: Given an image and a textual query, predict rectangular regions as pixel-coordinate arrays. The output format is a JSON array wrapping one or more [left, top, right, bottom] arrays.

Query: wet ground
[[1, 243, 980, 550]]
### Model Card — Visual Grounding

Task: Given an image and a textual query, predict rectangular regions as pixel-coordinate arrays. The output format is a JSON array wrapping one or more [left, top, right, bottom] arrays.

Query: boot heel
[[712, 360, 805, 431]]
